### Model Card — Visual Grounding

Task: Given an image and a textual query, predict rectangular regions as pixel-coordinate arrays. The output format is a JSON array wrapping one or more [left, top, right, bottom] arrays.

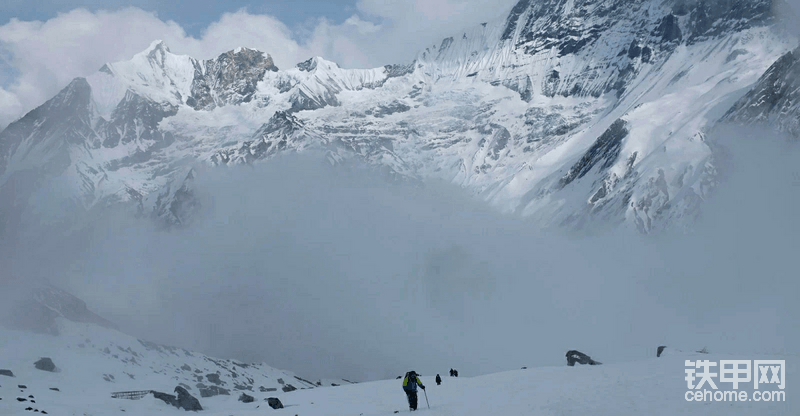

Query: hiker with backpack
[[402, 371, 426, 411], [435, 374, 441, 385]]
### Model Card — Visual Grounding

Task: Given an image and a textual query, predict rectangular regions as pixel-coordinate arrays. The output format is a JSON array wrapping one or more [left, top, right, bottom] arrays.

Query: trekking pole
[[423, 389, 430, 409]]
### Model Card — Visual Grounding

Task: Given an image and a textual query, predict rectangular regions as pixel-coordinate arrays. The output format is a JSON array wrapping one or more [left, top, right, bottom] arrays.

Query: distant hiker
[[402, 371, 425, 411], [449, 368, 454, 377], [453, 369, 459, 377], [566, 350, 601, 366], [435, 374, 441, 385]]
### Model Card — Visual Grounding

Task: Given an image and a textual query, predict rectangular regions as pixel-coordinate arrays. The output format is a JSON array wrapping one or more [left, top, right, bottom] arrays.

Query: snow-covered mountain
[[2, 330, 794, 416], [0, 0, 797, 240], [0, 284, 352, 415]]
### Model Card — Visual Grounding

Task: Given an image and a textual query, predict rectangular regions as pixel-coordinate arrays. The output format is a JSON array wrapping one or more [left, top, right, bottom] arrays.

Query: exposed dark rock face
[[723, 47, 800, 137], [206, 374, 222, 385], [152, 387, 202, 411], [657, 346, 667, 357], [560, 119, 628, 188], [281, 384, 297, 392], [0, 369, 14, 377], [267, 397, 283, 409], [152, 391, 178, 407], [102, 91, 177, 148], [566, 350, 602, 366], [238, 393, 255, 403], [196, 384, 230, 398], [188, 48, 278, 110], [175, 386, 202, 411], [34, 358, 56, 372], [367, 101, 412, 118], [653, 14, 682, 43]]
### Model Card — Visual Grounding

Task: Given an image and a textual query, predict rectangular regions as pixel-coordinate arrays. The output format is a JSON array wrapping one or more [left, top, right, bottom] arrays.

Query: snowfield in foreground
[[1, 319, 795, 415]]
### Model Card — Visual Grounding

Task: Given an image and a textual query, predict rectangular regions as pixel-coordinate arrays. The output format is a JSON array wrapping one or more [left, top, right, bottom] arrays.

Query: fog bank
[[2, 125, 798, 382]]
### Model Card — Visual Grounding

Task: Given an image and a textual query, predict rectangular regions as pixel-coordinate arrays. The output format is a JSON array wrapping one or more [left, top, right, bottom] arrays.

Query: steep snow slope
[[0, 318, 352, 416], [1, 339, 794, 415], [723, 46, 800, 137], [0, 0, 797, 240]]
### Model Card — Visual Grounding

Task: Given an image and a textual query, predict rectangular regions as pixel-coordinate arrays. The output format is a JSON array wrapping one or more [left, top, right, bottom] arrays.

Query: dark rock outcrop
[[152, 387, 202, 411], [238, 393, 255, 403], [196, 384, 230, 398], [559, 119, 628, 188], [188, 48, 278, 111], [723, 47, 800, 137], [205, 373, 222, 385], [175, 386, 202, 411], [281, 384, 297, 392], [566, 350, 602, 366], [267, 397, 283, 409], [0, 369, 14, 377], [34, 358, 56, 372], [152, 391, 178, 407], [657, 346, 667, 357]]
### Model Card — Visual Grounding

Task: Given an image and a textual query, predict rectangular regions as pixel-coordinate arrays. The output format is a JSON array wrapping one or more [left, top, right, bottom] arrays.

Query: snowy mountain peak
[[145, 39, 170, 53], [0, 0, 798, 241]]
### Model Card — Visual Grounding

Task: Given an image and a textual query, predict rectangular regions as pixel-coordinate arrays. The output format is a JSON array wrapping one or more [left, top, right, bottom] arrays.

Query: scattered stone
[[180, 364, 192, 371], [266, 397, 283, 409], [49, 388, 59, 391], [521, 367, 527, 369], [28, 395, 34, 398], [25, 407, 33, 411], [0, 369, 14, 377], [17, 397, 27, 402], [18, 385, 27, 389], [238, 393, 254, 403], [276, 378, 284, 385], [34, 358, 56, 372], [282, 384, 297, 392], [657, 346, 667, 357]]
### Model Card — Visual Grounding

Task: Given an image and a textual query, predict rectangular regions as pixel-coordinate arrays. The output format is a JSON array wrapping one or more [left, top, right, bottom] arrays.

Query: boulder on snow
[[566, 350, 601, 366], [153, 387, 202, 411], [34, 358, 56, 372], [238, 393, 254, 403], [281, 384, 297, 392], [267, 397, 283, 409], [0, 369, 14, 377], [175, 386, 202, 411], [152, 391, 178, 407], [657, 346, 667, 357]]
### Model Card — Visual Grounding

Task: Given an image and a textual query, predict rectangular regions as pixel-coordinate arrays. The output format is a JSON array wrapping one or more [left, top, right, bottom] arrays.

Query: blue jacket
[[402, 373, 424, 392]]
